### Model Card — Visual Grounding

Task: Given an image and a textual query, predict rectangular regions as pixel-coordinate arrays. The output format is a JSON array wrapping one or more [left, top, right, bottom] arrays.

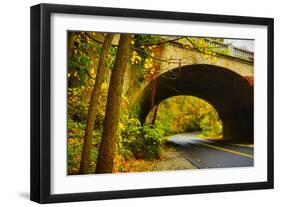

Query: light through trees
[[146, 96, 223, 139]]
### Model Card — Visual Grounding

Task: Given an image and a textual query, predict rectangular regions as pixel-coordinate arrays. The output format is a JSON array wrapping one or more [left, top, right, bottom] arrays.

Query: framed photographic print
[[30, 3, 274, 203]]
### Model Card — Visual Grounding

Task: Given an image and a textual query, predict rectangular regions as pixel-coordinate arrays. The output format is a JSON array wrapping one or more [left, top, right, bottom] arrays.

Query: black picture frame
[[30, 3, 274, 204]]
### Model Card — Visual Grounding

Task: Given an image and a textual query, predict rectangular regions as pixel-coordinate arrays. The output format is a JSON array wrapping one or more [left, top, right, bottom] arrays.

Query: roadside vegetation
[[67, 32, 224, 174]]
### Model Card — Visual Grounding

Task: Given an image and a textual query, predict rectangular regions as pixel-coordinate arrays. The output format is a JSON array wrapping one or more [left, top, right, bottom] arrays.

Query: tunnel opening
[[133, 64, 253, 143], [145, 95, 223, 139]]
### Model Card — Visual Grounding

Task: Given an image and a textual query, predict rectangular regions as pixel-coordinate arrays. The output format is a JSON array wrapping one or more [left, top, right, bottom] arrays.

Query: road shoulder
[[153, 145, 197, 171]]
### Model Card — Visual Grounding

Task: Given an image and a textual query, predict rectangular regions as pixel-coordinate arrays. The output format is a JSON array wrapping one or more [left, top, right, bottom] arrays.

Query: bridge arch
[[133, 64, 253, 143]]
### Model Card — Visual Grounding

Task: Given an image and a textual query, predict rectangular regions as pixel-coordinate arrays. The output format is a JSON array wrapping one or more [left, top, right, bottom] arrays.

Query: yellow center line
[[199, 143, 254, 159]]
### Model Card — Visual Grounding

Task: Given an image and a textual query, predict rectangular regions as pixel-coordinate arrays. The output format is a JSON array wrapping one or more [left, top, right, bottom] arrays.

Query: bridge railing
[[232, 47, 254, 60], [204, 39, 254, 62]]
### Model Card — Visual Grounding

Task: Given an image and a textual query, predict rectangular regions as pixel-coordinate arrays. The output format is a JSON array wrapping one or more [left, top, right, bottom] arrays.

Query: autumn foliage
[[67, 32, 227, 174]]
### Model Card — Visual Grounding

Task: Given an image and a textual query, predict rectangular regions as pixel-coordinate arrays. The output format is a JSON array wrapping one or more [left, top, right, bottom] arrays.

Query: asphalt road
[[167, 132, 254, 169]]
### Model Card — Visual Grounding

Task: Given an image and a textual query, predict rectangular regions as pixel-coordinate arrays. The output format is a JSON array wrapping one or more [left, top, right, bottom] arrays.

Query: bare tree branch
[[85, 32, 118, 47], [134, 37, 185, 47]]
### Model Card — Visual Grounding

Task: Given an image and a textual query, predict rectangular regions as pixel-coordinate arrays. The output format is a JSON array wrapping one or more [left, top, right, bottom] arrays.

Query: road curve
[[167, 132, 254, 169]]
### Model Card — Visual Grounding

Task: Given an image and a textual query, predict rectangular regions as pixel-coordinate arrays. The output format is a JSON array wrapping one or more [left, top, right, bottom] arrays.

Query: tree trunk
[[177, 97, 186, 129], [67, 32, 79, 88], [68, 32, 74, 58], [151, 105, 159, 125], [95, 34, 133, 173], [79, 34, 114, 174]]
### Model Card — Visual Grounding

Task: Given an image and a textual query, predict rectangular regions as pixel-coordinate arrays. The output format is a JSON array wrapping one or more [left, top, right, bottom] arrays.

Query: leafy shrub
[[67, 137, 83, 174], [67, 119, 103, 174], [67, 87, 89, 122], [154, 120, 172, 137], [119, 119, 163, 160], [68, 119, 86, 138], [67, 137, 99, 174], [118, 118, 141, 160], [140, 124, 162, 160]]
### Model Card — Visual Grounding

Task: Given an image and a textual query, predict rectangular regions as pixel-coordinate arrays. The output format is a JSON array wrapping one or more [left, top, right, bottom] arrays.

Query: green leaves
[[66, 32, 228, 175], [118, 118, 162, 161], [68, 32, 104, 86]]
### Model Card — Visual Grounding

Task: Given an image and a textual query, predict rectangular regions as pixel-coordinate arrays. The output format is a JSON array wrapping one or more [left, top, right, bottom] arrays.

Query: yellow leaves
[[148, 45, 157, 50], [203, 54, 210, 60], [67, 71, 80, 78], [144, 58, 159, 80], [130, 51, 142, 64], [120, 94, 129, 111], [113, 154, 125, 173], [122, 94, 129, 102], [144, 63, 153, 69], [119, 123, 125, 131], [131, 40, 135, 45], [130, 45, 158, 66], [211, 56, 217, 64], [178, 38, 187, 45], [89, 67, 95, 77], [139, 45, 156, 49], [202, 52, 217, 64], [198, 38, 205, 46], [114, 158, 155, 173], [204, 49, 216, 56], [101, 82, 108, 91], [144, 58, 153, 69]]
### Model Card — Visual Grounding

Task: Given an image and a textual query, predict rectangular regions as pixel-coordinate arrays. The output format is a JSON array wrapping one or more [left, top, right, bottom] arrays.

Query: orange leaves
[[112, 154, 125, 173], [151, 45, 162, 55], [113, 157, 155, 173], [145, 61, 159, 81], [144, 45, 162, 81], [244, 76, 254, 86], [68, 138, 75, 145], [71, 128, 79, 134]]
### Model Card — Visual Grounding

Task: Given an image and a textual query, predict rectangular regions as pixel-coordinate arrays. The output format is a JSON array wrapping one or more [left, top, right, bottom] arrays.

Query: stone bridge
[[126, 39, 254, 143]]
